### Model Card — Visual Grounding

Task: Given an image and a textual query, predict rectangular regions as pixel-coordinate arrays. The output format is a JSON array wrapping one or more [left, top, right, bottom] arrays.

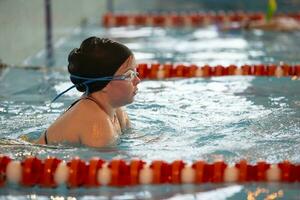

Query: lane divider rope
[[102, 12, 300, 27], [136, 63, 300, 79], [0, 156, 299, 188]]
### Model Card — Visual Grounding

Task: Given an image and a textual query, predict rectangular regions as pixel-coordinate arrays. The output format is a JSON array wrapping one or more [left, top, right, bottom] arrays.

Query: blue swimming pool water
[[1, 24, 300, 199]]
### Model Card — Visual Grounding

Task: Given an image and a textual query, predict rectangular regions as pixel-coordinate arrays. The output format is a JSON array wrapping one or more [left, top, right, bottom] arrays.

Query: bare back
[[37, 96, 129, 147]]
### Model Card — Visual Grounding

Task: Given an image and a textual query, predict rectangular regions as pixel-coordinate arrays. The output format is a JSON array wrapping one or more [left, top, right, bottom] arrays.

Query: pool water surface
[[0, 24, 300, 199]]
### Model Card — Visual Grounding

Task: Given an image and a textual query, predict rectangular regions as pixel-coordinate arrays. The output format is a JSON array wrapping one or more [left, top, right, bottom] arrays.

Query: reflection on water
[[246, 187, 283, 200]]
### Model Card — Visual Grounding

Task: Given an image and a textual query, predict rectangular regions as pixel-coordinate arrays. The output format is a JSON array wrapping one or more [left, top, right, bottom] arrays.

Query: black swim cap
[[68, 37, 133, 93]]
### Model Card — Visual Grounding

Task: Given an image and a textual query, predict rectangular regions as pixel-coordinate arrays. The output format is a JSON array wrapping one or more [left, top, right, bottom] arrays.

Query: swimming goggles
[[51, 69, 139, 102]]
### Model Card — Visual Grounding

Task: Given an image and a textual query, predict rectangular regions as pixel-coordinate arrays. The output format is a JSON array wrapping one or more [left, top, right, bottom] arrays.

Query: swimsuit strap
[[65, 99, 81, 112], [64, 96, 98, 113], [44, 130, 48, 144], [84, 96, 106, 111]]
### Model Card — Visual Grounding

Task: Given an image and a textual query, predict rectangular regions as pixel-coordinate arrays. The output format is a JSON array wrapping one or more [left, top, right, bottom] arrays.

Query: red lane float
[[0, 156, 11, 187], [213, 161, 227, 183], [22, 157, 43, 186], [109, 159, 130, 186], [136, 63, 300, 79], [0, 156, 299, 188], [86, 158, 104, 187], [40, 157, 61, 187], [102, 12, 300, 27], [151, 160, 171, 184], [67, 157, 87, 187], [171, 160, 185, 184], [129, 159, 145, 185]]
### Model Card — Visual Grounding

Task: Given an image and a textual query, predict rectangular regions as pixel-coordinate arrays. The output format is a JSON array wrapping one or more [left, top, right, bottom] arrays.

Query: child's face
[[106, 55, 140, 107]]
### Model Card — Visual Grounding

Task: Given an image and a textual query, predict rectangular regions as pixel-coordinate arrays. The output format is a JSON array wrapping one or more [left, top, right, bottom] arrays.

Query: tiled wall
[[0, 0, 105, 65]]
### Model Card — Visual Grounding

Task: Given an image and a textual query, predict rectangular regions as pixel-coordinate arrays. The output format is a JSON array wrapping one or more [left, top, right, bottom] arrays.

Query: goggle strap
[[51, 73, 136, 103], [70, 74, 124, 81], [51, 85, 76, 103]]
